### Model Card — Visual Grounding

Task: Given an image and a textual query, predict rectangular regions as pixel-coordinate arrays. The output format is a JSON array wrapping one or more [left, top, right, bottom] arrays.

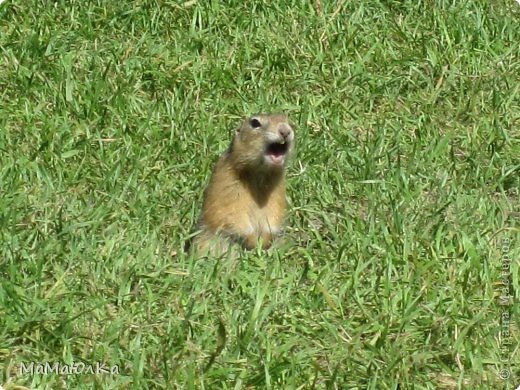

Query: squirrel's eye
[[250, 118, 262, 128]]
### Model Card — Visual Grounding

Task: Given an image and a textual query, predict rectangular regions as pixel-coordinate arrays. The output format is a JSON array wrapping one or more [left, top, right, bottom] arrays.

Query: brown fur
[[192, 114, 294, 256]]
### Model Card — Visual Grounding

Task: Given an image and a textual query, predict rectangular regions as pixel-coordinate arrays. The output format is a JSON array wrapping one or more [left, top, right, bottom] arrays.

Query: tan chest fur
[[201, 158, 286, 249]]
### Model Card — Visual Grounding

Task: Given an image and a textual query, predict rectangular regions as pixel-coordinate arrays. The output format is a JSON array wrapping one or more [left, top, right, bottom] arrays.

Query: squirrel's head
[[231, 113, 295, 171]]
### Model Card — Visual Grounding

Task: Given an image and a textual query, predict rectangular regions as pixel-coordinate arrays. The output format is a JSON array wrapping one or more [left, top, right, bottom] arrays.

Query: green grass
[[1, 0, 519, 388]]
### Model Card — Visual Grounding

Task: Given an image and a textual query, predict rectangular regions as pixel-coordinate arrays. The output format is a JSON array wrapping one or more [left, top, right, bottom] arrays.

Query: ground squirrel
[[191, 113, 295, 257]]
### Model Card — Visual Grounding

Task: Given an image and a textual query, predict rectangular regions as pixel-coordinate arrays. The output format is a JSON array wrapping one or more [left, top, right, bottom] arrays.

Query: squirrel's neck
[[236, 165, 285, 207]]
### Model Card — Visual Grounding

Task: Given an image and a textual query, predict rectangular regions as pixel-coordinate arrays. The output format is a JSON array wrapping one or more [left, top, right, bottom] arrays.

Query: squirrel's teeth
[[280, 140, 285, 144]]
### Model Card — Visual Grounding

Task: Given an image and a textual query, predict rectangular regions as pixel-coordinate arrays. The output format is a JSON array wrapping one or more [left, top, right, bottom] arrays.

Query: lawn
[[0, 0, 519, 388]]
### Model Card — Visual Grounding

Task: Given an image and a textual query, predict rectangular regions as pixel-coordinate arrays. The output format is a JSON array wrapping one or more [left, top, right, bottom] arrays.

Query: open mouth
[[265, 141, 290, 165]]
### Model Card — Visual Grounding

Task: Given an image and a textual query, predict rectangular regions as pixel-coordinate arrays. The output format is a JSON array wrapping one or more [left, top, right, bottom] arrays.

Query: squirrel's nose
[[279, 125, 292, 140]]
